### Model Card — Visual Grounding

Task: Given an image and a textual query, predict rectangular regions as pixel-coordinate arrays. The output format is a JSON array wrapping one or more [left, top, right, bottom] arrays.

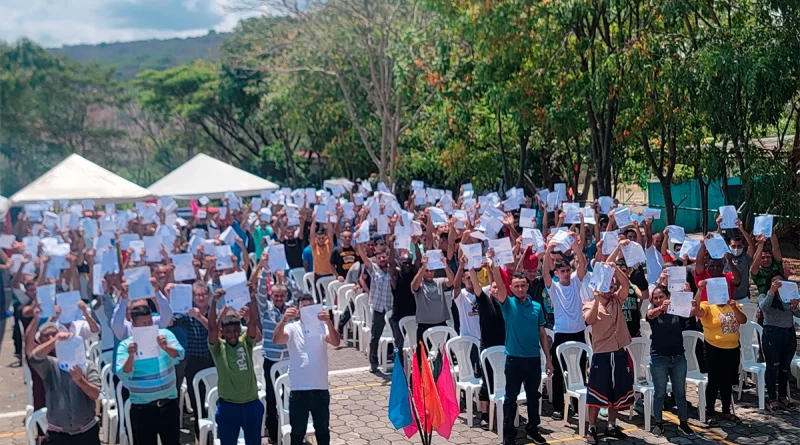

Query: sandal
[[779, 398, 796, 410], [768, 400, 786, 412], [721, 413, 742, 424]]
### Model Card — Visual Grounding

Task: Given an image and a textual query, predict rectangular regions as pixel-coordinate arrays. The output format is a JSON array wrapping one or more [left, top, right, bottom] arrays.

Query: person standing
[[692, 279, 747, 424], [759, 275, 800, 411], [490, 248, 552, 445], [646, 285, 694, 436], [716, 218, 754, 301], [208, 283, 264, 444], [259, 270, 290, 442], [273, 293, 341, 445], [355, 243, 393, 373], [583, 262, 635, 444], [330, 230, 357, 282], [115, 304, 185, 445], [30, 329, 102, 445], [410, 253, 455, 348]]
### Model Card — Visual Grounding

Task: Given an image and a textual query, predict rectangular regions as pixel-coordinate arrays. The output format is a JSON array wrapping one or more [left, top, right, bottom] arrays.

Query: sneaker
[[551, 411, 563, 421], [599, 408, 608, 418], [604, 424, 628, 440], [678, 421, 695, 436], [651, 422, 664, 436], [586, 426, 599, 444], [369, 365, 379, 373], [633, 399, 645, 414], [526, 429, 548, 445]]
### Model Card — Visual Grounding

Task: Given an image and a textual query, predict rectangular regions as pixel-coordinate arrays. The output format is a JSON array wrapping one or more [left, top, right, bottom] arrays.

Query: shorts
[[587, 349, 635, 410]]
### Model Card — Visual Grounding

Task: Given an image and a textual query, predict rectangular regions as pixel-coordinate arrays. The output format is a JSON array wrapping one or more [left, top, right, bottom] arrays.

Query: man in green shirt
[[254, 219, 276, 264], [208, 286, 263, 444]]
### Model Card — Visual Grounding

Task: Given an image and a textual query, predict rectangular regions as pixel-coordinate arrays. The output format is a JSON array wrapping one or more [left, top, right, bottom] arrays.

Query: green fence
[[646, 178, 741, 233]]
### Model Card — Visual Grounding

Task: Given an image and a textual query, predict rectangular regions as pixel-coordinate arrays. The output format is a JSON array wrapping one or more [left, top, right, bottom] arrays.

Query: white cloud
[[0, 0, 260, 47]]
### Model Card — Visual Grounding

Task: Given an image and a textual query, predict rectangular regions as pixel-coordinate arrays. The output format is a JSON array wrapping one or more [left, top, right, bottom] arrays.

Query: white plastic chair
[[422, 326, 457, 356], [480, 346, 526, 444], [446, 336, 482, 426], [333, 283, 355, 328], [315, 276, 335, 306], [378, 310, 395, 372], [639, 319, 652, 339], [303, 272, 315, 299], [353, 293, 371, 353], [682, 331, 710, 422], [100, 364, 117, 444], [626, 338, 654, 431], [556, 341, 592, 437], [115, 378, 128, 445], [399, 316, 418, 352], [96, 350, 113, 372], [543, 328, 555, 403], [193, 368, 218, 438], [339, 288, 357, 347], [270, 360, 291, 390], [198, 387, 216, 445], [275, 374, 316, 445], [740, 303, 758, 322], [87, 341, 101, 362], [738, 322, 765, 410], [25, 408, 47, 445], [583, 325, 592, 346], [327, 280, 343, 308], [288, 267, 306, 290]]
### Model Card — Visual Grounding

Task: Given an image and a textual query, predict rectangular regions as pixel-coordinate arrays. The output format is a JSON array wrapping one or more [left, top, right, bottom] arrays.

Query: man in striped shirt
[[116, 304, 185, 445], [257, 260, 289, 443]]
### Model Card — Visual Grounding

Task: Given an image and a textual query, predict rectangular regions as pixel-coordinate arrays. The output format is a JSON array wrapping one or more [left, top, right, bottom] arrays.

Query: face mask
[[731, 247, 743, 256]]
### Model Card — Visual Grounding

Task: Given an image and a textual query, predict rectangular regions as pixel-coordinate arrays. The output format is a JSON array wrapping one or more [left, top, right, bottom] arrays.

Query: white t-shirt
[[454, 289, 481, 341], [285, 320, 330, 391], [60, 319, 95, 341], [644, 245, 664, 284], [548, 272, 591, 334]]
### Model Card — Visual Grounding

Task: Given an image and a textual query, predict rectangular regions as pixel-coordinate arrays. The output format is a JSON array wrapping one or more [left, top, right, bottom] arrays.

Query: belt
[[142, 398, 174, 408]]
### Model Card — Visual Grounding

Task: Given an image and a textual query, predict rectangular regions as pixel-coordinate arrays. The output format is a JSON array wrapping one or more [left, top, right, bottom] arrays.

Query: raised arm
[[542, 243, 555, 289], [695, 237, 708, 275], [725, 253, 742, 287], [691, 281, 707, 318], [750, 235, 766, 275], [738, 219, 755, 258], [272, 307, 298, 345], [411, 255, 427, 292], [573, 233, 588, 281], [207, 289, 223, 345], [247, 286, 259, 339], [612, 263, 630, 303], [770, 232, 783, 262], [452, 256, 466, 292], [487, 253, 507, 303]]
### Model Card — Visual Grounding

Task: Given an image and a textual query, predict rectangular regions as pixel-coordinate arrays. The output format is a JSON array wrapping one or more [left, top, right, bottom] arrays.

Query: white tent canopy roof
[[9, 154, 153, 205], [147, 153, 280, 200]]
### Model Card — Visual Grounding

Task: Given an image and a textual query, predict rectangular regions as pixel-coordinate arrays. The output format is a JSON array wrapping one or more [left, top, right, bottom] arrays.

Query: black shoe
[[503, 439, 516, 445], [369, 365, 379, 373], [526, 429, 547, 445], [651, 422, 664, 436], [678, 421, 694, 436], [551, 411, 563, 421], [586, 426, 598, 444], [604, 424, 628, 440]]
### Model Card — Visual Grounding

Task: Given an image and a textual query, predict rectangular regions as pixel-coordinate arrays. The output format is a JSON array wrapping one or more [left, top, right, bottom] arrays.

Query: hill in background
[[50, 32, 225, 79]]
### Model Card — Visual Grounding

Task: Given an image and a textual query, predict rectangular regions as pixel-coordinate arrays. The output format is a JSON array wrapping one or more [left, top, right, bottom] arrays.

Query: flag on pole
[[410, 349, 427, 433], [434, 346, 459, 439], [388, 349, 417, 437], [419, 343, 445, 431]]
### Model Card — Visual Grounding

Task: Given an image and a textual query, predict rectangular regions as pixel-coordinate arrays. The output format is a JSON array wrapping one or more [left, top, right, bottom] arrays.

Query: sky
[[0, 0, 262, 47]]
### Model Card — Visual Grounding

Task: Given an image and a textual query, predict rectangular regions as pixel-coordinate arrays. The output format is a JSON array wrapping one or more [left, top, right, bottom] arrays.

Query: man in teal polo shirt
[[489, 247, 554, 445]]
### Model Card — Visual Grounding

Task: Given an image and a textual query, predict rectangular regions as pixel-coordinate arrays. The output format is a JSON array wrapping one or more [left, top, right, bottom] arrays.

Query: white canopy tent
[[9, 154, 153, 205], [147, 153, 280, 200]]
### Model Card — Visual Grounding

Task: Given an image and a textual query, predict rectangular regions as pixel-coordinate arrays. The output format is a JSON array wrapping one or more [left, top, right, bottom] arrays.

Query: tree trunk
[[496, 106, 510, 192], [791, 109, 800, 188], [516, 128, 529, 189]]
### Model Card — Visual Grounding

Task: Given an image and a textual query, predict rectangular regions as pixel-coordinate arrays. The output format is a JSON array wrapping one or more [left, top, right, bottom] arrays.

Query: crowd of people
[[2, 180, 798, 445]]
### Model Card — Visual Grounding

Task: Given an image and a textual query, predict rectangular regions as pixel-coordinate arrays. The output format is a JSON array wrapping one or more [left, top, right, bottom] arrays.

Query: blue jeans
[[289, 390, 330, 445], [650, 355, 688, 422], [215, 399, 265, 445], [504, 356, 542, 439]]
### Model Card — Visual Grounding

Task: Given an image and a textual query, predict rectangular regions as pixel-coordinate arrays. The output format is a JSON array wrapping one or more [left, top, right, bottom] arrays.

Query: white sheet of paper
[[470, 231, 488, 242], [589, 263, 614, 293], [562, 203, 581, 224], [55, 337, 86, 371], [667, 291, 694, 318], [460, 243, 483, 270], [215, 245, 234, 270], [678, 238, 701, 260], [412, 221, 423, 237], [554, 183, 567, 202], [129, 240, 144, 262], [132, 325, 160, 360], [300, 304, 325, 335], [667, 266, 687, 292], [551, 230, 575, 253], [667, 225, 685, 244], [580, 206, 596, 225], [199, 196, 210, 206], [220, 271, 249, 310], [92, 263, 103, 296], [705, 233, 730, 259], [613, 207, 632, 228], [621, 241, 647, 267], [519, 208, 537, 228], [356, 220, 370, 244], [778, 281, 799, 304], [170, 284, 193, 314], [218, 206, 228, 219], [172, 253, 195, 281], [101, 248, 120, 275], [488, 237, 514, 266], [598, 196, 614, 214], [124, 266, 155, 301], [143, 236, 163, 263], [0, 234, 15, 249], [37, 284, 56, 319], [394, 234, 411, 251], [601, 230, 619, 255], [521, 228, 546, 253], [425, 250, 446, 270], [719, 206, 738, 229], [314, 205, 328, 223], [376, 215, 391, 235], [56, 291, 82, 324], [643, 208, 661, 220], [268, 244, 289, 271], [219, 226, 236, 246], [429, 208, 447, 226], [705, 277, 729, 305], [753, 215, 773, 238], [119, 234, 140, 251]]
